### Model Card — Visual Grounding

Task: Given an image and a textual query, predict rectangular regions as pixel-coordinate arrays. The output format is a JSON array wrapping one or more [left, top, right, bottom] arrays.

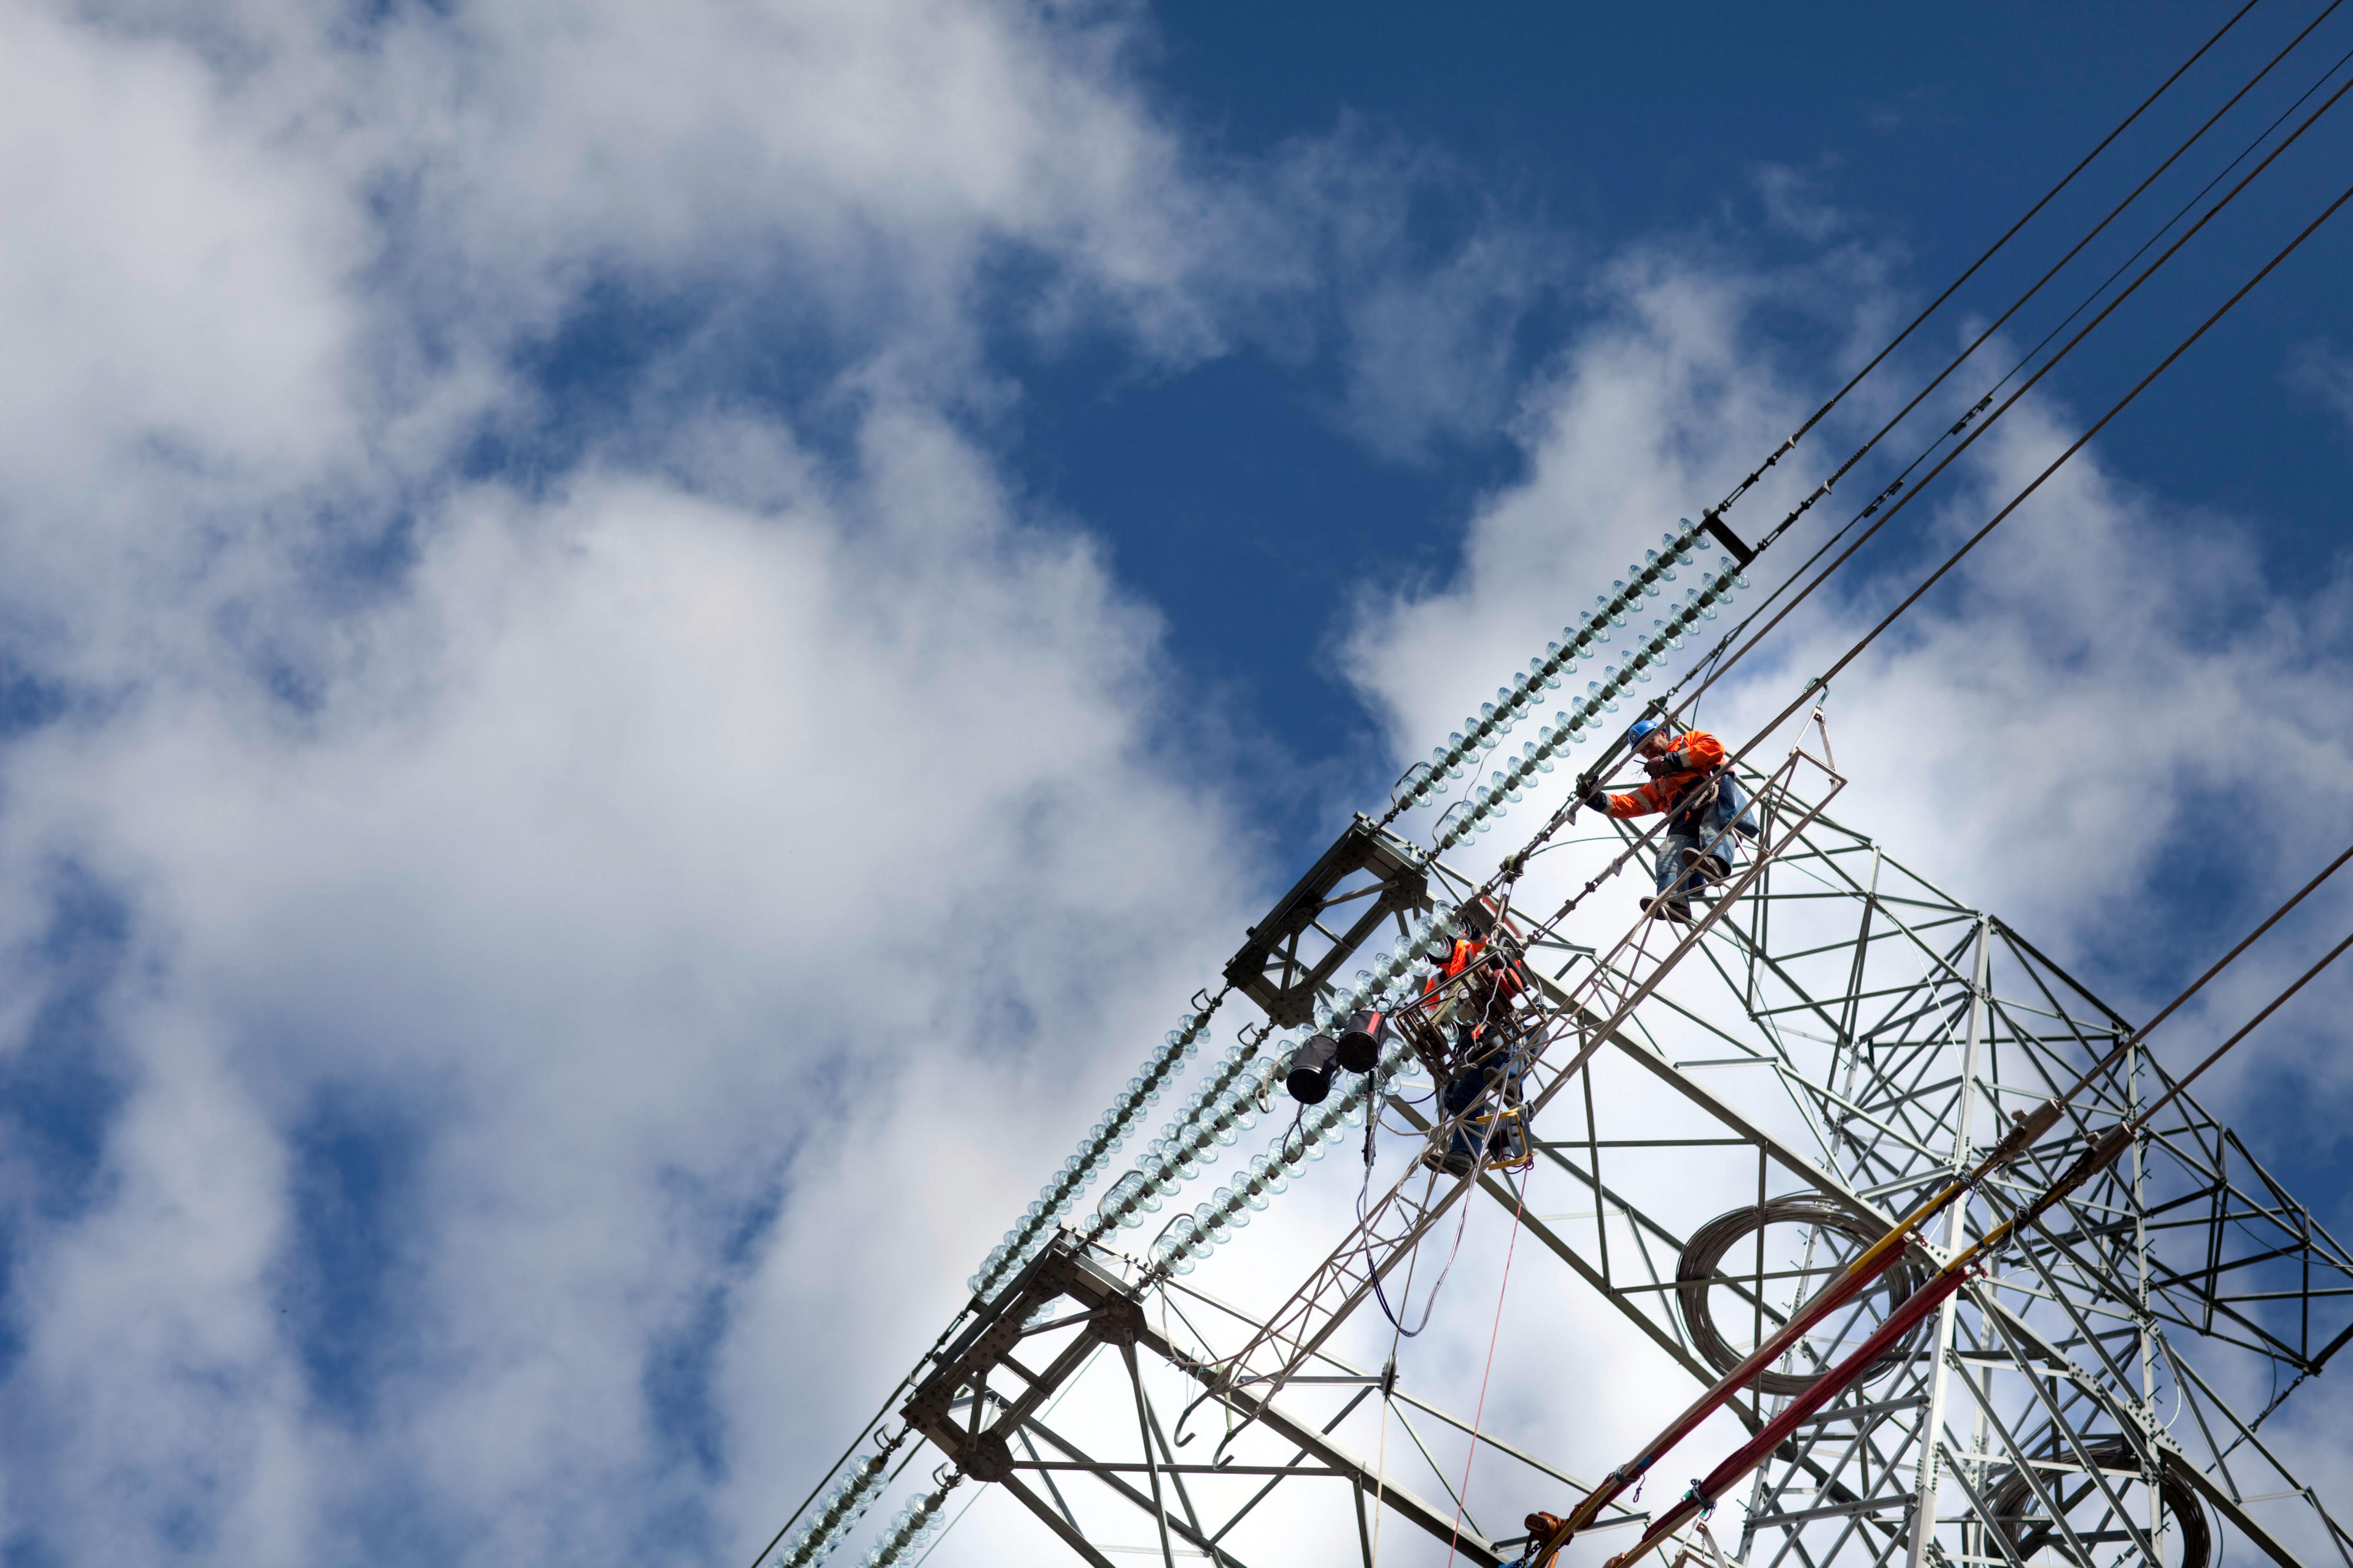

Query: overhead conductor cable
[[1672, 58, 2353, 737], [1700, 0, 2267, 529], [1667, 0, 2353, 714], [1286, 142, 2353, 1506]]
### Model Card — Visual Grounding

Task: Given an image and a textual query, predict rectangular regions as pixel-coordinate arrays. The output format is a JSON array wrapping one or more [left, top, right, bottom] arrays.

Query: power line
[[1678, 0, 2353, 705], [759, 11, 2347, 1564], [1390, 2, 2301, 841], [2051, 838, 2353, 1112], [1679, 68, 2353, 748], [1507, 129, 2353, 936], [2145, 924, 2353, 1123], [1512, 158, 2353, 1560], [1724, 164, 2353, 775], [1701, 0, 2272, 528]]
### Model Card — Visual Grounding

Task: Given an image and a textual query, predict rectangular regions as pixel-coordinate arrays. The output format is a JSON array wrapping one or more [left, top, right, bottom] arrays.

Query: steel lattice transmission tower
[[772, 727, 2353, 1568]]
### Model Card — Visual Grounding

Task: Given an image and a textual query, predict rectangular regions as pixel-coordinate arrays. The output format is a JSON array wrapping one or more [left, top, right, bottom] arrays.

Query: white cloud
[[0, 0, 1287, 1562], [2288, 338, 2353, 433], [0, 413, 1259, 1565], [5, 0, 2346, 1562], [1751, 160, 1848, 243], [1343, 241, 1865, 745], [0, 0, 1298, 698], [1261, 125, 1575, 464]]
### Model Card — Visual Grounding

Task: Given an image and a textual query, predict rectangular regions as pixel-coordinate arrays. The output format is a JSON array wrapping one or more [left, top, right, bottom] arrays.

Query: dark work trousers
[[1441, 1025, 1529, 1166], [1655, 775, 1760, 903]]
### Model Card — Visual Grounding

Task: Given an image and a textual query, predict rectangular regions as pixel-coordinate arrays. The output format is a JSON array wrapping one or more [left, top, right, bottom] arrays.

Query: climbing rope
[[1444, 1164, 1535, 1568]]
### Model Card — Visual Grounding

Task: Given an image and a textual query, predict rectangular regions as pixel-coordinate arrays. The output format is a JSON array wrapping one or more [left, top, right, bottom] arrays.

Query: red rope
[[1445, 1163, 1532, 1567]]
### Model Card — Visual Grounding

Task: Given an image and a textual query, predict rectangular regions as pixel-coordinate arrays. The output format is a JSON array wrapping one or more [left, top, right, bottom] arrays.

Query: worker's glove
[[1582, 789, 1611, 814], [1643, 752, 1684, 778]]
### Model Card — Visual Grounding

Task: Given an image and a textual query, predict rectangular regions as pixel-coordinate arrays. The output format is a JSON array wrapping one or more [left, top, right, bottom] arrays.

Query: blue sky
[[1005, 2, 2353, 833], [1, 1, 2351, 1563]]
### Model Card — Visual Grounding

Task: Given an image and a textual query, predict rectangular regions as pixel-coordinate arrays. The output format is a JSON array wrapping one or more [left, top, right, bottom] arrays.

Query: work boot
[[1679, 846, 1734, 883], [1419, 1144, 1478, 1177], [1639, 895, 1695, 925]]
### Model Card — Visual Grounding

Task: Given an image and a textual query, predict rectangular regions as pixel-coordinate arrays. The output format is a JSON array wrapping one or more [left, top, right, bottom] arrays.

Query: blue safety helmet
[[1625, 717, 1667, 748]]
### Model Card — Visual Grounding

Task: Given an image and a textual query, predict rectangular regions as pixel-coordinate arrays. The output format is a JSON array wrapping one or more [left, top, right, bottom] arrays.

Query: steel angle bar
[[1146, 1265, 1661, 1539], [1791, 1393, 1929, 1432], [1849, 1072, 1970, 1126], [1932, 1433, 2037, 1568], [1994, 1209, 2171, 1397], [1739, 980, 1955, 1030], [1015, 1423, 1090, 1538], [1387, 1401, 1486, 1537], [1198, 1389, 1378, 1544], [1765, 869, 1978, 993], [1791, 806, 1975, 915], [1437, 1036, 1956, 1547], [1800, 1410, 1932, 1515], [2018, 1136, 2346, 1374], [1547, 904, 2321, 1567], [1931, 1333, 2122, 1568], [1594, 1017, 1908, 1235], [1969, 1299, 2324, 1568], [1224, 816, 1432, 1029], [1748, 1493, 1923, 1529], [1135, 1362, 1216, 1554], [1014, 1414, 1251, 1568], [1739, 923, 1934, 970], [2158, 1336, 2353, 1562], [780, 702, 2353, 1568], [995, 1468, 1125, 1568], [1391, 1100, 1731, 1390], [1011, 1462, 1349, 1477], [1118, 1343, 1178, 1568], [1388, 1382, 1642, 1500], [1125, 1318, 1506, 1566]]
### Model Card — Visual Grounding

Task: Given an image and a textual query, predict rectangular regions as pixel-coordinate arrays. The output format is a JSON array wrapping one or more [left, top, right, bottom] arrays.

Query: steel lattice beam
[[782, 749, 2353, 1568]]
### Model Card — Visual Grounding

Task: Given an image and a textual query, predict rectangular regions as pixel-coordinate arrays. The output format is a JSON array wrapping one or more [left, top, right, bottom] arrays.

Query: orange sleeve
[[1605, 782, 1669, 818], [1681, 732, 1725, 770]]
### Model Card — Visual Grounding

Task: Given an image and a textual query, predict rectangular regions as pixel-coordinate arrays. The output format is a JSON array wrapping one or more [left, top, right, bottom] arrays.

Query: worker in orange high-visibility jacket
[[1422, 932, 1525, 1046], [1420, 926, 1529, 1175], [1582, 719, 1757, 925]]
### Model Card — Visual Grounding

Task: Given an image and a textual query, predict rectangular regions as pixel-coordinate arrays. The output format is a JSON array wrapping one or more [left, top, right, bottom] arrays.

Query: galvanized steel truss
[[806, 750, 2353, 1568]]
